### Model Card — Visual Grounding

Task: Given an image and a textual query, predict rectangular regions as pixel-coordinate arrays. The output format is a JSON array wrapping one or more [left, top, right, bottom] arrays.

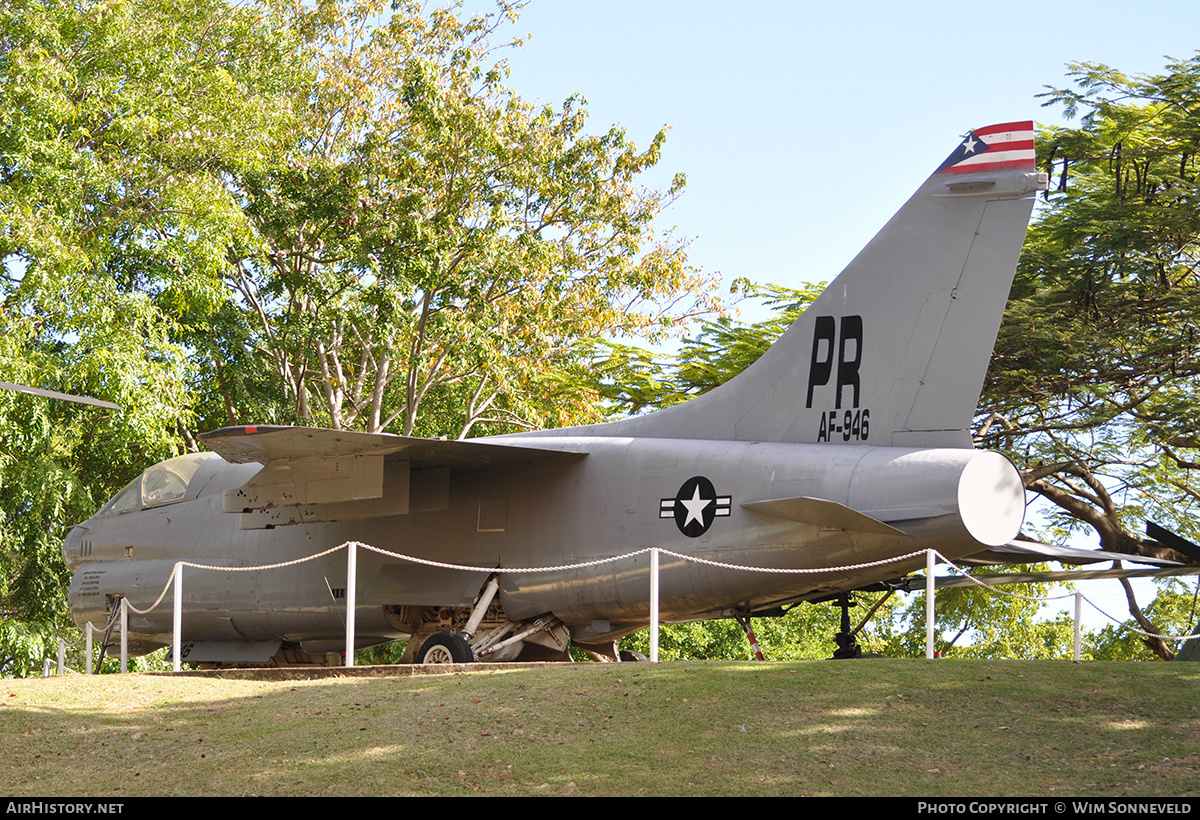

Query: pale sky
[[488, 0, 1200, 641], [497, 0, 1200, 303]]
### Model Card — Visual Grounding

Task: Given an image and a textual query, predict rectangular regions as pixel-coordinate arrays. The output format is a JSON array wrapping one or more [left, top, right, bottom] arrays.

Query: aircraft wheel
[[619, 650, 649, 662], [417, 632, 474, 664]]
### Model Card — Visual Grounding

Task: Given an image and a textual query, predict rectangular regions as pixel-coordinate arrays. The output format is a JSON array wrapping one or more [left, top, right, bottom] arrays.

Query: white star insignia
[[961, 135, 979, 154], [679, 485, 713, 528]]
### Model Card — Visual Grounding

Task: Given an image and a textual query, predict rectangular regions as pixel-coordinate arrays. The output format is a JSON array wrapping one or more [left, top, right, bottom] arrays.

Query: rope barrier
[[931, 550, 1198, 644], [94, 540, 1196, 664]]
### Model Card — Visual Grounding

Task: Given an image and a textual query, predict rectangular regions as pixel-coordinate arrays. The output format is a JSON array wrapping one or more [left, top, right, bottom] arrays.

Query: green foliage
[[354, 641, 407, 666], [982, 56, 1200, 563], [0, 0, 722, 676], [620, 593, 901, 661], [968, 55, 1200, 658], [0, 384, 178, 677], [1087, 578, 1200, 660], [209, 0, 722, 438], [584, 282, 825, 416], [874, 583, 1079, 661]]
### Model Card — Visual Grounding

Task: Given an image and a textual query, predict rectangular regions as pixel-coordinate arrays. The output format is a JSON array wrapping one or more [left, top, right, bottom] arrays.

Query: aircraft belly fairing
[[63, 121, 1057, 663]]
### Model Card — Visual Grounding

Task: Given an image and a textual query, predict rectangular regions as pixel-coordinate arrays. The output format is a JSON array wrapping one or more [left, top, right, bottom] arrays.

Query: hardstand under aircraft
[[65, 121, 1162, 665]]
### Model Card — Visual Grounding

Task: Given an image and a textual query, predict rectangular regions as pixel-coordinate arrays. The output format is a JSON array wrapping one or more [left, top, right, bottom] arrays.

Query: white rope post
[[173, 562, 183, 672], [650, 548, 660, 663], [57, 639, 65, 675], [345, 541, 357, 668], [85, 623, 93, 675], [1073, 592, 1082, 662], [119, 597, 128, 674], [925, 549, 936, 659]]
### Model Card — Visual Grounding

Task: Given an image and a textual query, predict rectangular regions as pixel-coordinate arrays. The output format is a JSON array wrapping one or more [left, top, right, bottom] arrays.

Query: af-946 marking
[[817, 408, 870, 442]]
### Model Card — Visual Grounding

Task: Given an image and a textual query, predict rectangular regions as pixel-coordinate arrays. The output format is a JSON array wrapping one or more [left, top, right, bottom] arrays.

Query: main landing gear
[[416, 632, 474, 664], [407, 575, 573, 664]]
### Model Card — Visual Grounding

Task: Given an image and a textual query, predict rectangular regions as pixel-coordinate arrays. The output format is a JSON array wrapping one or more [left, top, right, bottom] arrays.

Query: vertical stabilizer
[[540, 122, 1048, 447]]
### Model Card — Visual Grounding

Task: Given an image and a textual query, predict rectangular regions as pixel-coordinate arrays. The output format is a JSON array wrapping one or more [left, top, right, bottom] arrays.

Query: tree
[[1087, 576, 1200, 660], [583, 282, 823, 417], [977, 55, 1200, 658], [0, 0, 720, 675], [619, 593, 902, 661], [2, 0, 718, 440], [0, 0, 312, 675], [0, 0, 305, 411], [865, 569, 1080, 660], [206, 0, 720, 439]]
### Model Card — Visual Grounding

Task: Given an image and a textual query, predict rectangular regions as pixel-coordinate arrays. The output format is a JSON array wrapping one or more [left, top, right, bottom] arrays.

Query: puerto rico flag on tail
[[935, 121, 1035, 175]]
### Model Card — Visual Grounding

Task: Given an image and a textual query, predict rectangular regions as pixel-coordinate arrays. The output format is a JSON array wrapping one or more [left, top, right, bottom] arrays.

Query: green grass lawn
[[2, 659, 1197, 797]]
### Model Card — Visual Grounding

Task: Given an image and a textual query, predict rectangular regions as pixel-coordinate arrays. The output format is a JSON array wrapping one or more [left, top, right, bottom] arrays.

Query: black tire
[[417, 632, 474, 664], [619, 650, 649, 662]]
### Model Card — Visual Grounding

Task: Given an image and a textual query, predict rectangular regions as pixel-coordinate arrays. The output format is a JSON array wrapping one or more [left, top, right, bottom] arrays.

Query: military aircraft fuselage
[[65, 435, 1022, 653]]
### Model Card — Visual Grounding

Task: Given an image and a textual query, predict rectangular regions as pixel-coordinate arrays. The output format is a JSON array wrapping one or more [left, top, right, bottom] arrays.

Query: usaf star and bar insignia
[[660, 476, 731, 538]]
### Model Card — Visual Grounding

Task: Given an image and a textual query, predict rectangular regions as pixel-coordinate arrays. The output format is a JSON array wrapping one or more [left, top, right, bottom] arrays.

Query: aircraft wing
[[959, 539, 1184, 568], [198, 425, 587, 528], [199, 424, 586, 468]]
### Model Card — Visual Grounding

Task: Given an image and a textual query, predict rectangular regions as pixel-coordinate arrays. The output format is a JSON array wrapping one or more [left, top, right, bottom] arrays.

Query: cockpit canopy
[[98, 452, 219, 515]]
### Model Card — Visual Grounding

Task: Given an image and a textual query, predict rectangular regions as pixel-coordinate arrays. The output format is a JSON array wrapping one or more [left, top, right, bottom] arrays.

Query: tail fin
[[566, 122, 1047, 447]]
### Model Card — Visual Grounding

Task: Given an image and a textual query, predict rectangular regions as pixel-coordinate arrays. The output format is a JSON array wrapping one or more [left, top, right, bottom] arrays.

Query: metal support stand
[[832, 593, 861, 659], [119, 597, 128, 673], [650, 548, 660, 663], [925, 549, 936, 659], [173, 563, 183, 672], [734, 612, 765, 660], [345, 541, 357, 667], [1073, 592, 1082, 662]]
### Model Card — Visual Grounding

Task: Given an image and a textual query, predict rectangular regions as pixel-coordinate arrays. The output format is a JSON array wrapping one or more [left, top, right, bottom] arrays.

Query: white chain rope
[[121, 543, 350, 616], [122, 542, 931, 616], [932, 550, 1198, 645], [118, 541, 1199, 646], [356, 541, 934, 575]]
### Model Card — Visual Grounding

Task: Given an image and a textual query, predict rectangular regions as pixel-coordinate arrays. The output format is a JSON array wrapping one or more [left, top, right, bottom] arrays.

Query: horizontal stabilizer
[[864, 507, 954, 523], [741, 496, 912, 537], [1146, 521, 1200, 563], [886, 566, 1200, 592], [963, 539, 1183, 568]]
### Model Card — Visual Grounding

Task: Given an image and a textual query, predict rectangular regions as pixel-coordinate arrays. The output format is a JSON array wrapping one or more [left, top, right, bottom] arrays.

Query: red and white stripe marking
[[941, 120, 1035, 175]]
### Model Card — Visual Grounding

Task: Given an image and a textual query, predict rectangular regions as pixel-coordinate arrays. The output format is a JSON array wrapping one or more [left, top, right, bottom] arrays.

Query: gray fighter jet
[[63, 122, 1061, 665]]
